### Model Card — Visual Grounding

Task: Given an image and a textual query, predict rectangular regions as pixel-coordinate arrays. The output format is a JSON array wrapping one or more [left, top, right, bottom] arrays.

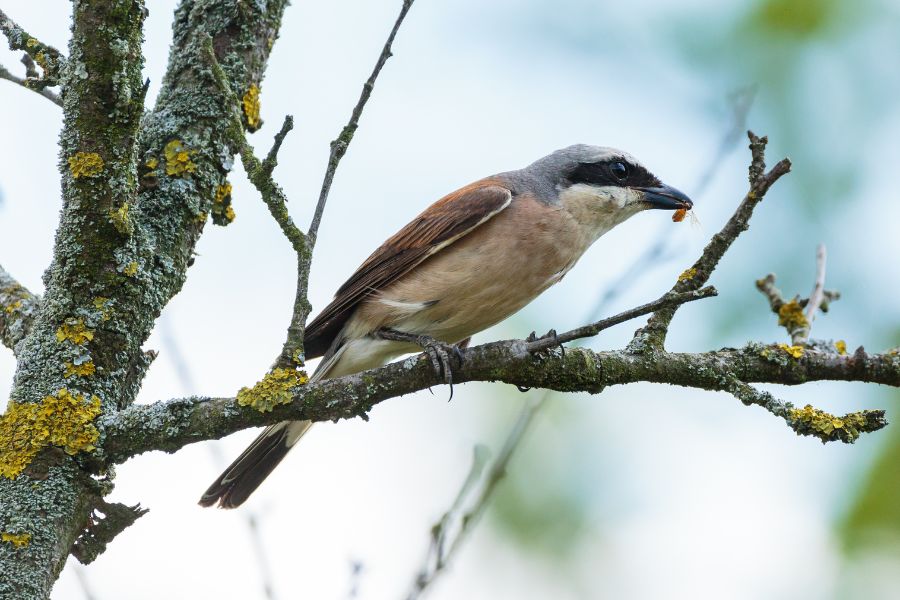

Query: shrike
[[200, 144, 692, 508]]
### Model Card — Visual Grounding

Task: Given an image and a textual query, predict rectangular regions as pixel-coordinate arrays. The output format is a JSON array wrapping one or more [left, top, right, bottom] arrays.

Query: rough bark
[[0, 1, 289, 597]]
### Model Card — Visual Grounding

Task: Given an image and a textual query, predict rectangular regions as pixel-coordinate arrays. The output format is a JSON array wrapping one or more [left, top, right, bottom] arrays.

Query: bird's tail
[[198, 349, 348, 509], [200, 339, 374, 508], [198, 419, 313, 508]]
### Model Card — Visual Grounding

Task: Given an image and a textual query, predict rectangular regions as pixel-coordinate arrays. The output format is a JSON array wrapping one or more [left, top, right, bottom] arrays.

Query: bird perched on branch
[[200, 144, 692, 508]]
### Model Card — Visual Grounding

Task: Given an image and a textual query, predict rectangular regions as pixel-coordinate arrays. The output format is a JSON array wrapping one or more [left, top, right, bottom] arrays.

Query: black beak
[[636, 184, 693, 210]]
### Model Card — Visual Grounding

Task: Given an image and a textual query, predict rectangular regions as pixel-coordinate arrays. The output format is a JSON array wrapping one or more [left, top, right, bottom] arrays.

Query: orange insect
[[672, 208, 687, 223]]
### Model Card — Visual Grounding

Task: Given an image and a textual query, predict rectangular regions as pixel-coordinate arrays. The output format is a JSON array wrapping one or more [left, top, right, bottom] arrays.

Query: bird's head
[[525, 144, 692, 238]]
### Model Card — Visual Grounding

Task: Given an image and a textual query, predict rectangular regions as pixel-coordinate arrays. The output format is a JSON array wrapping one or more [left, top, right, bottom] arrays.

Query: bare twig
[[0, 8, 65, 88], [203, 0, 416, 366], [0, 62, 62, 106], [307, 0, 416, 247], [628, 131, 792, 352], [526, 287, 717, 353], [406, 400, 542, 600], [806, 243, 827, 323], [239, 116, 307, 257]]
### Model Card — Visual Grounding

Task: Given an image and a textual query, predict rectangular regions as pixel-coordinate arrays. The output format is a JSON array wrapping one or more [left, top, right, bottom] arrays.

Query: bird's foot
[[375, 329, 465, 396], [526, 328, 566, 358]]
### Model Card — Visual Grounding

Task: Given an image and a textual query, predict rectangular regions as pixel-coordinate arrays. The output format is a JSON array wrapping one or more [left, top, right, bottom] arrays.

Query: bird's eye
[[610, 161, 629, 180]]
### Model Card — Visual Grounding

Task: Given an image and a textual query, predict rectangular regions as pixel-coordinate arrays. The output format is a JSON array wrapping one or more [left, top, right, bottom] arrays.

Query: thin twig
[[406, 400, 541, 600], [306, 0, 416, 247], [239, 116, 307, 257], [806, 243, 827, 323], [526, 287, 717, 352], [202, 0, 416, 366], [628, 131, 792, 352], [0, 62, 62, 106]]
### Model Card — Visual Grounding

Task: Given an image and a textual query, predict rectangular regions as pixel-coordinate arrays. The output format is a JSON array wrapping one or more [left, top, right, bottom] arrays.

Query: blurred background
[[1, 0, 899, 598]]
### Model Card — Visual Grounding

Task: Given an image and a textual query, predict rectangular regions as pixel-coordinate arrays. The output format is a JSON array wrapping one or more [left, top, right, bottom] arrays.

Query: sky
[[1, 1, 899, 599]]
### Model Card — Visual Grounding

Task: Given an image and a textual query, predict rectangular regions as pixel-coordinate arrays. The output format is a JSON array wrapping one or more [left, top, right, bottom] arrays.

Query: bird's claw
[[528, 328, 566, 358], [375, 329, 465, 399]]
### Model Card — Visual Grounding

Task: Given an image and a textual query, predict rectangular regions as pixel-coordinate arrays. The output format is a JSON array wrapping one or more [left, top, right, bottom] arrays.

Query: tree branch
[[0, 264, 39, 355], [804, 243, 828, 325], [102, 334, 897, 463], [526, 286, 717, 352], [0, 62, 61, 106], [207, 0, 417, 368], [628, 131, 792, 352], [307, 0, 416, 247], [0, 1, 292, 596], [0, 8, 65, 89]]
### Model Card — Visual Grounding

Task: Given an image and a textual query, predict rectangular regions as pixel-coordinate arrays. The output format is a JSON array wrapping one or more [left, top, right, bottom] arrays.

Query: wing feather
[[304, 181, 513, 358]]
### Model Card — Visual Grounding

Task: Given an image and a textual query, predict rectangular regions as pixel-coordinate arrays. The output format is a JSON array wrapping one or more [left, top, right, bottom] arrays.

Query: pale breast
[[347, 195, 594, 343]]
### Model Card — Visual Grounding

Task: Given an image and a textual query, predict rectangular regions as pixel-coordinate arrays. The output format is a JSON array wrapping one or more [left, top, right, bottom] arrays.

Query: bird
[[199, 144, 692, 508]]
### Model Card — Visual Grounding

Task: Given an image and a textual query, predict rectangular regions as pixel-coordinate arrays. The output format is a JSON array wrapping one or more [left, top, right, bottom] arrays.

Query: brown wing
[[303, 181, 513, 359]]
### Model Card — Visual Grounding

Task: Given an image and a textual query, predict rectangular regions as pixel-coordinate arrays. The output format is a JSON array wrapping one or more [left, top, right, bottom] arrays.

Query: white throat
[[557, 183, 644, 242]]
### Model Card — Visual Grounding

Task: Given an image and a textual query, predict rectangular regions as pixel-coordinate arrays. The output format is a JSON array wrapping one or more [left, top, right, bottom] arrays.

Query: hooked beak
[[635, 184, 693, 211]]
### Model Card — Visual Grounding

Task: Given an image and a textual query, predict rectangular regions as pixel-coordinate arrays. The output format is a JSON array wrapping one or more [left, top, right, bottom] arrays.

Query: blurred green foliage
[[746, 0, 849, 38]]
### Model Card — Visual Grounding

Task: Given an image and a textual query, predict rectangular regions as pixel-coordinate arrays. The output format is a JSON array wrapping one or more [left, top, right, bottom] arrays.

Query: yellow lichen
[[835, 340, 847, 356], [1, 532, 31, 548], [93, 297, 112, 321], [163, 140, 197, 177], [56, 318, 94, 345], [777, 343, 804, 359], [26, 38, 38, 48], [236, 368, 309, 413], [0, 389, 101, 479], [123, 262, 138, 277], [677, 268, 697, 282], [242, 84, 261, 129], [68, 152, 105, 179], [788, 404, 873, 443], [64, 360, 96, 378], [777, 299, 809, 332], [145, 157, 159, 170], [212, 182, 235, 226], [5, 300, 22, 314], [215, 182, 232, 203], [196, 211, 208, 223], [110, 202, 132, 235]]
